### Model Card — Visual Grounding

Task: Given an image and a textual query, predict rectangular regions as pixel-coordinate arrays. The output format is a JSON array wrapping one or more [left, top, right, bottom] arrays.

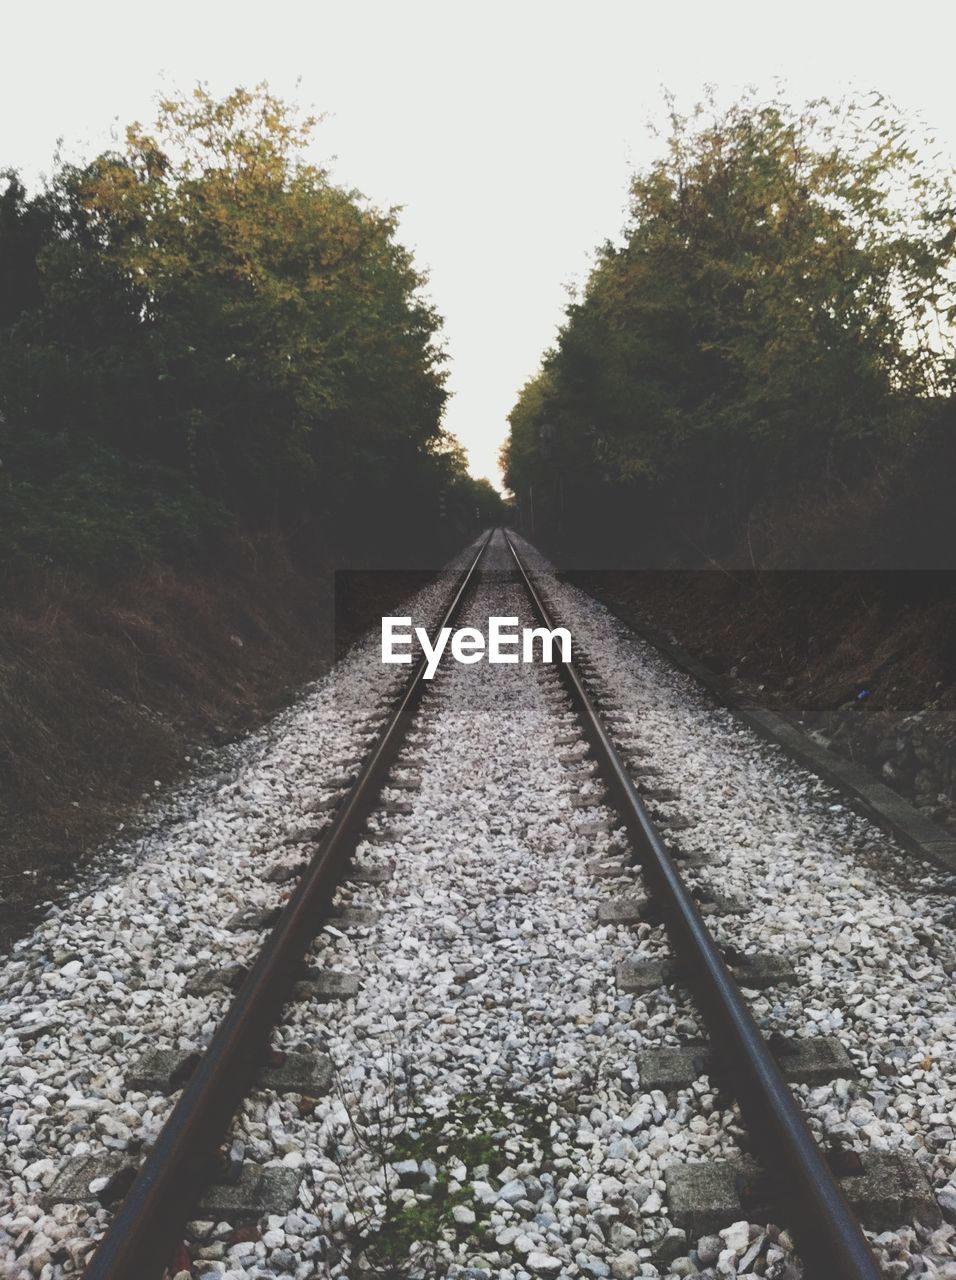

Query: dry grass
[[0, 537, 438, 952], [574, 567, 956, 821], [0, 534, 337, 949]]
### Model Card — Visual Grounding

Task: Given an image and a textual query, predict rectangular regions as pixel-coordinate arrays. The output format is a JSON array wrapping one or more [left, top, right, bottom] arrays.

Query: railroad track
[[2, 530, 948, 1280]]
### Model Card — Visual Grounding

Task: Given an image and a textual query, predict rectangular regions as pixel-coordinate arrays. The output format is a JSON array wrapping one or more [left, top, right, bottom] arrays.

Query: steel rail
[[504, 531, 881, 1280], [83, 532, 494, 1280]]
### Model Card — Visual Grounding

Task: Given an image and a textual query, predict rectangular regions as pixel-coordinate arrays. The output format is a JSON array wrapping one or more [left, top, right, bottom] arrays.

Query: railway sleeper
[[617, 952, 796, 994], [577, 816, 617, 836], [44, 1152, 302, 1222], [266, 858, 308, 882], [592, 696, 626, 712], [637, 1035, 856, 1093], [565, 769, 600, 788], [664, 1150, 940, 1235], [562, 757, 598, 774], [628, 762, 665, 778], [310, 790, 348, 812], [686, 884, 744, 916], [293, 968, 360, 1002], [668, 847, 713, 867], [326, 904, 380, 929], [597, 885, 742, 926], [188, 963, 250, 996], [232, 862, 391, 926], [345, 858, 395, 884], [323, 771, 359, 789], [638, 783, 682, 802], [363, 828, 407, 848], [125, 1047, 334, 1098], [280, 823, 327, 847], [535, 665, 563, 680], [653, 811, 698, 832], [188, 962, 360, 1001], [380, 799, 415, 816]]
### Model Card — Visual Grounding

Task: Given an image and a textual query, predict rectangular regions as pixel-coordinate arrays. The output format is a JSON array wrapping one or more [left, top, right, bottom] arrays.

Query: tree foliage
[[1, 84, 500, 575], [502, 91, 955, 560]]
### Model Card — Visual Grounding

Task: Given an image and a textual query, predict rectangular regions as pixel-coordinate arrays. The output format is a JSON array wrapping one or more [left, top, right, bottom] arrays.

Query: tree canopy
[[1, 84, 501, 576], [502, 91, 955, 563]]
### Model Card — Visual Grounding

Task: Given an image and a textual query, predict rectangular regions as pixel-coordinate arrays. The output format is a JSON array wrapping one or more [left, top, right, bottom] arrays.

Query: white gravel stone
[[610, 1250, 641, 1278], [526, 1252, 562, 1275]]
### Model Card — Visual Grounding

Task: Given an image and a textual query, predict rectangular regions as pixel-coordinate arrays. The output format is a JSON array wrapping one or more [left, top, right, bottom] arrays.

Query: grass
[[337, 1084, 553, 1278]]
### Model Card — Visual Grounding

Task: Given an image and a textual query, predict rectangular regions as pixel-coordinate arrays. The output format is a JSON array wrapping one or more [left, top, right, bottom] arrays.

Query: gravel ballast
[[2, 532, 955, 1279]]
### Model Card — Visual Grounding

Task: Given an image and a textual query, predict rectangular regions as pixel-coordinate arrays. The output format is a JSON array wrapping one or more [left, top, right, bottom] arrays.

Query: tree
[[73, 84, 449, 518], [504, 90, 955, 556], [1, 84, 457, 574]]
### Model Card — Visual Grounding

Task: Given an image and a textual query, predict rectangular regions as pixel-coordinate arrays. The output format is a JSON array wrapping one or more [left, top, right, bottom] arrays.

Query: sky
[[3, 0, 954, 487]]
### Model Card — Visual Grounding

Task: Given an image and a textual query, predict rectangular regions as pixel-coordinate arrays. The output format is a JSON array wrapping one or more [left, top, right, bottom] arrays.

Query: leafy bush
[[0, 438, 228, 577]]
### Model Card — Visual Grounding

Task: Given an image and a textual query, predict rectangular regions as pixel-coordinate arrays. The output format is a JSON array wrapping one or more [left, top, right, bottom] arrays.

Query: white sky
[[3, 0, 955, 487]]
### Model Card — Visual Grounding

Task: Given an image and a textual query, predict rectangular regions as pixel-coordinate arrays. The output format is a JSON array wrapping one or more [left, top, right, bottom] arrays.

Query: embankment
[[0, 533, 434, 949], [572, 569, 956, 841]]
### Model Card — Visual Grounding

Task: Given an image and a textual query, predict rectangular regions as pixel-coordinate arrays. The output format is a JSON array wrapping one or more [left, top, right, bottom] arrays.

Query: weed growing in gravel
[[326, 1047, 552, 1277], [363, 1090, 551, 1277]]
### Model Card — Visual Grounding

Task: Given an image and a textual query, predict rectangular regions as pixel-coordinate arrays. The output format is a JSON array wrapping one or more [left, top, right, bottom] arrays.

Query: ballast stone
[[499, 1178, 527, 1204], [226, 905, 281, 932], [526, 1252, 562, 1275], [609, 1251, 641, 1279]]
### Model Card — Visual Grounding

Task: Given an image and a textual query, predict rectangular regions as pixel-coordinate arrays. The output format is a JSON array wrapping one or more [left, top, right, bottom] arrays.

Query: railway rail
[[2, 529, 948, 1280]]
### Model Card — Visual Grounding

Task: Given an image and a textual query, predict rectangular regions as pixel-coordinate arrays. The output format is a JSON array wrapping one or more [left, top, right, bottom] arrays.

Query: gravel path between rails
[[2, 531, 956, 1279]]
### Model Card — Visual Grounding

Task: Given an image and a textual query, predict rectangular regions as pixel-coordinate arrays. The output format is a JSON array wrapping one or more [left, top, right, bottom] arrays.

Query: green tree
[[504, 90, 955, 555], [1, 84, 457, 574], [74, 84, 448, 519]]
